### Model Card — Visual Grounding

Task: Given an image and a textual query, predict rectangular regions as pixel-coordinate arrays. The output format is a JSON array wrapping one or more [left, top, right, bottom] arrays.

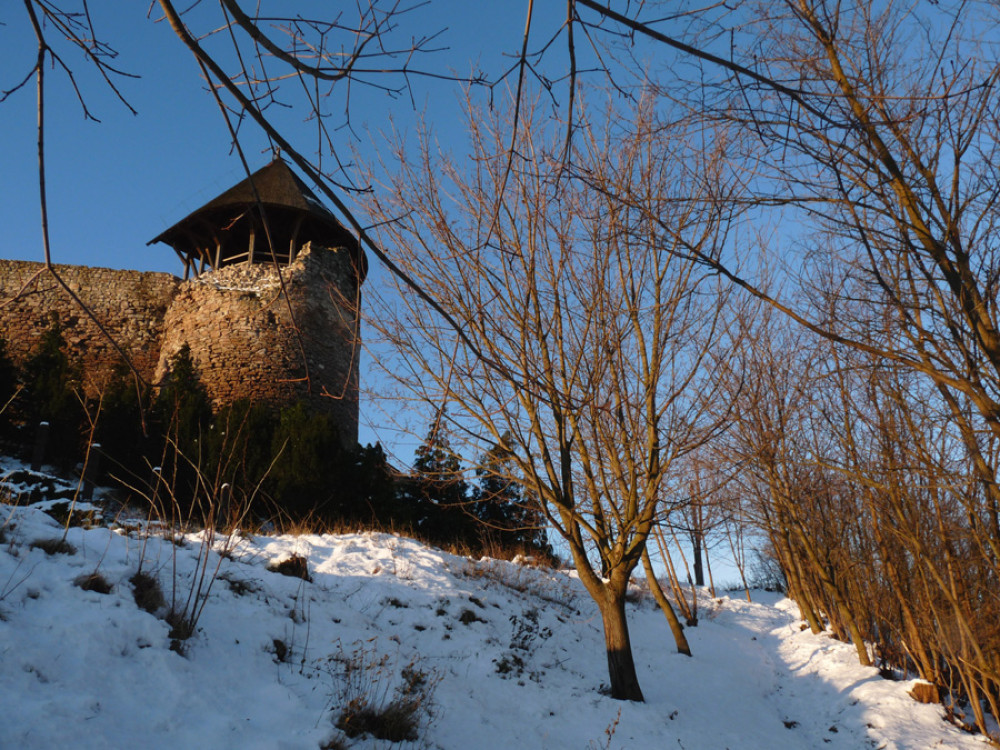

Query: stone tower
[[149, 159, 366, 446]]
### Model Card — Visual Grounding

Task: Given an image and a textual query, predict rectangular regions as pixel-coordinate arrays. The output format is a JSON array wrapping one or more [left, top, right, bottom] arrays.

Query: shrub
[[458, 608, 485, 625], [166, 608, 196, 647], [267, 554, 311, 581], [493, 608, 551, 683], [218, 573, 257, 597], [330, 644, 439, 743], [130, 570, 165, 614], [30, 537, 76, 555], [75, 572, 112, 594], [272, 638, 289, 663]]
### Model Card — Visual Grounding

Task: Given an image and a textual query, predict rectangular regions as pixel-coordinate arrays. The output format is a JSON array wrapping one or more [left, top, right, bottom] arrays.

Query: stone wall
[[0, 261, 179, 392], [155, 242, 360, 445], [0, 245, 361, 446]]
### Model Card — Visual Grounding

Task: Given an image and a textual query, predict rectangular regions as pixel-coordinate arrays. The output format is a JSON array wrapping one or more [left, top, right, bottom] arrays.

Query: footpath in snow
[[0, 469, 990, 749]]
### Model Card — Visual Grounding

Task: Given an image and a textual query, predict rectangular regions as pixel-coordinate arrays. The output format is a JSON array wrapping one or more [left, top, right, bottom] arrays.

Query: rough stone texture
[[0, 244, 360, 446], [0, 261, 178, 393], [156, 243, 360, 445]]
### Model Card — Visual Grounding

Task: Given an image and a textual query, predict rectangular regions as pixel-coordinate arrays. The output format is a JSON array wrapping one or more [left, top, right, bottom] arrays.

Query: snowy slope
[[0, 475, 991, 749]]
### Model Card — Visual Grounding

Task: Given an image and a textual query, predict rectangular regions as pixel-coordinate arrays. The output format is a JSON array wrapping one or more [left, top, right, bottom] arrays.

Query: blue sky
[[1, 2, 580, 273], [3, 3, 242, 273]]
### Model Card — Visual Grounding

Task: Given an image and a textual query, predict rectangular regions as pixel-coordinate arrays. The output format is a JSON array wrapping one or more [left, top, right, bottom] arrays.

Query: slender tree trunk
[[724, 524, 751, 601], [641, 547, 691, 656], [791, 522, 872, 666], [773, 526, 824, 634], [598, 592, 645, 701], [705, 542, 716, 597], [668, 525, 699, 625], [790, 565, 824, 633], [655, 526, 694, 623], [692, 528, 704, 587]]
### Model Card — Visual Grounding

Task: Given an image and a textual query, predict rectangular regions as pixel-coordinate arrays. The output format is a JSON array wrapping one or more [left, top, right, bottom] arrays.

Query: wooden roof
[[148, 158, 365, 279]]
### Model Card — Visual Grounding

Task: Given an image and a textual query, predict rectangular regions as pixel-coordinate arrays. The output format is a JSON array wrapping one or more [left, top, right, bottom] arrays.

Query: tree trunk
[[598, 593, 645, 701], [692, 529, 704, 587], [791, 521, 872, 666], [772, 527, 824, 634], [642, 548, 692, 656], [654, 526, 694, 623]]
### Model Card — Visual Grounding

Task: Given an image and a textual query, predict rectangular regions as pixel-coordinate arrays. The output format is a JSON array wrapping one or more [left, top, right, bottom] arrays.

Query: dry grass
[[75, 571, 113, 594], [130, 570, 165, 614], [455, 557, 576, 609], [329, 643, 440, 744], [267, 554, 311, 581], [29, 537, 76, 556]]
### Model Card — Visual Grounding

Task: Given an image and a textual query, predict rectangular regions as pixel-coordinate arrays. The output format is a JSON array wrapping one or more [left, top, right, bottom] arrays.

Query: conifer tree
[[152, 344, 213, 515], [473, 434, 549, 555], [21, 316, 84, 464], [0, 336, 17, 433], [406, 414, 474, 545], [154, 344, 212, 450], [94, 362, 150, 488]]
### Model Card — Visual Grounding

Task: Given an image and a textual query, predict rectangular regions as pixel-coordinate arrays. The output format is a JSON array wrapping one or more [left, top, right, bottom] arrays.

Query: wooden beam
[[173, 247, 190, 280], [248, 222, 255, 265], [289, 213, 305, 264]]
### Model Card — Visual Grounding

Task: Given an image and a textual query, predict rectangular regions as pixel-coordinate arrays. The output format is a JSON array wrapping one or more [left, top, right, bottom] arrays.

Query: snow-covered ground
[[0, 462, 991, 749]]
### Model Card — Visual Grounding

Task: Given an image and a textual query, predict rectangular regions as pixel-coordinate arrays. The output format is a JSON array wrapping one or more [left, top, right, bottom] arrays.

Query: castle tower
[[149, 159, 366, 446]]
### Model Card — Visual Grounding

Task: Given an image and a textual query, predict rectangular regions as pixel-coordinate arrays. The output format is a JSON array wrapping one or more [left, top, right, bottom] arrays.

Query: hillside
[[0, 458, 990, 749]]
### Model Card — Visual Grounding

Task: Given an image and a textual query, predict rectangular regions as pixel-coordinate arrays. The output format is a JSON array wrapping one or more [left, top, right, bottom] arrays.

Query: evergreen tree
[[211, 401, 278, 486], [473, 433, 550, 555], [265, 401, 343, 521], [404, 414, 475, 546], [203, 402, 399, 529], [185, 399, 282, 526], [152, 344, 212, 516], [21, 316, 85, 465], [0, 336, 17, 435], [94, 362, 151, 488], [22, 317, 79, 419], [154, 344, 212, 450], [338, 442, 398, 527]]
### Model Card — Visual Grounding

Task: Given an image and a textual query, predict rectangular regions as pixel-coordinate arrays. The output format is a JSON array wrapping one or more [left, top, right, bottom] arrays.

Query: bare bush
[[327, 642, 440, 743]]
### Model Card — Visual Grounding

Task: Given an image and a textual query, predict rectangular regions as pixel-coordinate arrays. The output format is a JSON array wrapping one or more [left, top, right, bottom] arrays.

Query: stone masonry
[[0, 260, 178, 393], [0, 243, 360, 445], [156, 243, 360, 444]]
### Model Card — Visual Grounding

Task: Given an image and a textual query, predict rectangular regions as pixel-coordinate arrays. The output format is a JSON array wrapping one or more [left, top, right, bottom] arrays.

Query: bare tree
[[364, 94, 733, 700], [661, 0, 1000, 444], [546, 4, 1000, 726], [724, 290, 1000, 731]]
